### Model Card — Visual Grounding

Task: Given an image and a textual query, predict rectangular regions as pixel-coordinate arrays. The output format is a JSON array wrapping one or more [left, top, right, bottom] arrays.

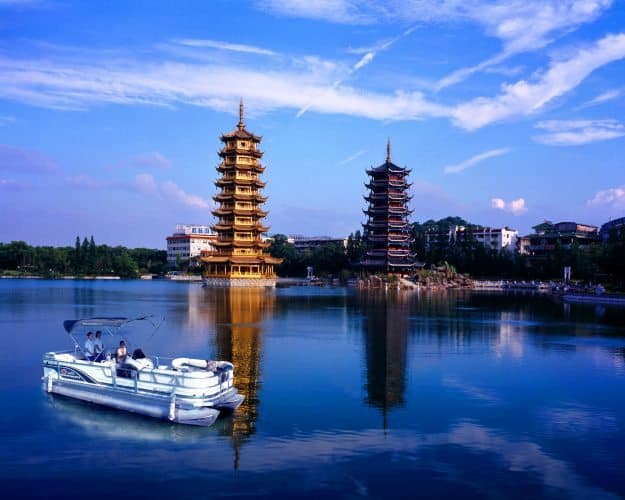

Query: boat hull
[[42, 351, 245, 426], [43, 377, 220, 426]]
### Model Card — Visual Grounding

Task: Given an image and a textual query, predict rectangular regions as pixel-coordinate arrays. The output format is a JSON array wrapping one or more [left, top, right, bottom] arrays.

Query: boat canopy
[[63, 316, 153, 334]]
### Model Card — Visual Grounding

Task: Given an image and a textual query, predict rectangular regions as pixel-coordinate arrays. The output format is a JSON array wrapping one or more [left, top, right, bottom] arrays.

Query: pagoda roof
[[220, 128, 262, 141], [367, 160, 411, 175], [220, 99, 262, 142], [366, 139, 411, 175]]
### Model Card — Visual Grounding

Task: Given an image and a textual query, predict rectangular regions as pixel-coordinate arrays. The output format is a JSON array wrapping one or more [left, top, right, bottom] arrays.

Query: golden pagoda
[[201, 100, 282, 287]]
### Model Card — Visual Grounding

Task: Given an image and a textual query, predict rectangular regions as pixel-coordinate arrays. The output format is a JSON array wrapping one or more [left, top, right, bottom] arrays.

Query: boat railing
[[46, 351, 233, 397]]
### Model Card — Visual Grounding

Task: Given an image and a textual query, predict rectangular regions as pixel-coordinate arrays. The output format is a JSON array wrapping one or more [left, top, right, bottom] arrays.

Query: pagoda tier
[[212, 208, 269, 218], [360, 140, 415, 273], [202, 100, 282, 287]]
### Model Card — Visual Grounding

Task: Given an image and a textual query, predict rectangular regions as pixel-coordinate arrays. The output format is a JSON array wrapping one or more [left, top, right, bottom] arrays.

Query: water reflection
[[46, 394, 231, 443], [358, 289, 410, 422], [205, 287, 275, 467]]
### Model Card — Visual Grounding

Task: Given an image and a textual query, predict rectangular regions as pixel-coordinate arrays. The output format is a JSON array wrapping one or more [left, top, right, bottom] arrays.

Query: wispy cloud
[[443, 148, 510, 174], [337, 149, 367, 166], [296, 26, 417, 118], [0, 178, 30, 191], [0, 115, 15, 126], [576, 88, 622, 110], [452, 33, 625, 130], [64, 172, 209, 209], [0, 144, 58, 173], [255, 0, 384, 24], [533, 119, 625, 146], [587, 185, 625, 209], [491, 197, 528, 215], [172, 38, 278, 57], [257, 1, 613, 89], [64, 174, 126, 190], [2, 32, 623, 130], [130, 152, 172, 169], [436, 0, 612, 89], [135, 173, 159, 194], [160, 180, 210, 209]]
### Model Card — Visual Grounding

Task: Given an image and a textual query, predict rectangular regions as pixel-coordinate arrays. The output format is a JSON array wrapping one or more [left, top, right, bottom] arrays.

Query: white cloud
[[256, 1, 613, 89], [0, 144, 58, 173], [296, 26, 417, 117], [443, 148, 510, 174], [172, 38, 277, 57], [0, 178, 30, 191], [65, 172, 208, 209], [255, 0, 383, 24], [587, 185, 625, 209], [131, 152, 172, 169], [452, 33, 625, 130], [160, 180, 210, 209], [491, 197, 528, 215], [577, 88, 622, 109], [2, 31, 623, 130], [64, 174, 122, 189], [134, 173, 159, 194], [336, 149, 367, 166], [533, 119, 625, 146], [0, 115, 15, 126], [436, 0, 612, 89]]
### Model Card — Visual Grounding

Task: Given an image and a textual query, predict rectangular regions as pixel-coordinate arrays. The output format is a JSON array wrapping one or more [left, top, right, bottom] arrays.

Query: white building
[[470, 227, 518, 253], [425, 225, 518, 253], [166, 224, 216, 268], [288, 235, 347, 252]]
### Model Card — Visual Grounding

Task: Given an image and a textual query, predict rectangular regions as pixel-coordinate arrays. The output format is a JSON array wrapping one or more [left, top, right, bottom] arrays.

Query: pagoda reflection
[[359, 289, 410, 425], [205, 287, 274, 467]]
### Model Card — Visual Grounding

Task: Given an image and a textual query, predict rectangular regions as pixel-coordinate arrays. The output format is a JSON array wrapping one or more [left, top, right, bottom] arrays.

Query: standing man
[[84, 331, 96, 361], [94, 331, 105, 361]]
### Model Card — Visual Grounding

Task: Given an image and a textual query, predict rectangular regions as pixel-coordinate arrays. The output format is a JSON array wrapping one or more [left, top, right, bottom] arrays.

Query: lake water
[[1, 279, 624, 499]]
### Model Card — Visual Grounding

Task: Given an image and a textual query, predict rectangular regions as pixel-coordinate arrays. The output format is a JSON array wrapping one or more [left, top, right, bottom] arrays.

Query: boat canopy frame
[[63, 315, 164, 355]]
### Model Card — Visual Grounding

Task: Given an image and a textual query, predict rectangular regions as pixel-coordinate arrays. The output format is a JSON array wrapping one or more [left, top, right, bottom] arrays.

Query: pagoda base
[[202, 277, 277, 288]]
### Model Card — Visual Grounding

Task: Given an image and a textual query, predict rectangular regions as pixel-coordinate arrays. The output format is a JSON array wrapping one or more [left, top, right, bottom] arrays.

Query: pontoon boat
[[42, 316, 244, 426]]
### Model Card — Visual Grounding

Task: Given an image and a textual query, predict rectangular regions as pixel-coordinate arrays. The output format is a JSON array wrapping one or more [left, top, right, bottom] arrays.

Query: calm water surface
[[1, 280, 624, 499]]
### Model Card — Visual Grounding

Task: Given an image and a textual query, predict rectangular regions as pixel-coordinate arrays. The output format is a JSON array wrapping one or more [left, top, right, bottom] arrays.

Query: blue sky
[[1, 0, 624, 248]]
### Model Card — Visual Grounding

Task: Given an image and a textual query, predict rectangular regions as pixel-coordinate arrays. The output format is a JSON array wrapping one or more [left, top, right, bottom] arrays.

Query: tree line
[[269, 216, 625, 289], [0, 237, 168, 278]]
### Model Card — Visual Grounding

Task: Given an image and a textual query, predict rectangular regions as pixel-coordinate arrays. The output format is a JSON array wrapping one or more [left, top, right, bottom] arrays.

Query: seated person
[[115, 340, 128, 363], [132, 347, 146, 360], [84, 332, 96, 361]]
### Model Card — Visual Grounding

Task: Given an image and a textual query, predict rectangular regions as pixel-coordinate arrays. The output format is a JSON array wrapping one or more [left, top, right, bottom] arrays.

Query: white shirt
[[94, 338, 104, 353], [84, 338, 95, 356]]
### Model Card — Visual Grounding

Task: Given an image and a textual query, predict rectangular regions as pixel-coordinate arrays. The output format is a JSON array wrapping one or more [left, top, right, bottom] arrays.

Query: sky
[[1, 0, 624, 248]]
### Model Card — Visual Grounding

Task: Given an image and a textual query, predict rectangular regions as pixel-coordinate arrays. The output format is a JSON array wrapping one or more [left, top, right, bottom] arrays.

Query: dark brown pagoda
[[361, 140, 415, 273], [201, 100, 282, 287]]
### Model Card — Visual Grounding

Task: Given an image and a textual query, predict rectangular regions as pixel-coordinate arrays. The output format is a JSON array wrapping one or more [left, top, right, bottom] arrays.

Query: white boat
[[42, 316, 244, 426]]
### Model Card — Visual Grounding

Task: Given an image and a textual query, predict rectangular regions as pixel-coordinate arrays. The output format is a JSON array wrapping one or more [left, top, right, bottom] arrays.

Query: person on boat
[[115, 340, 128, 363], [94, 330, 105, 361], [84, 331, 96, 361]]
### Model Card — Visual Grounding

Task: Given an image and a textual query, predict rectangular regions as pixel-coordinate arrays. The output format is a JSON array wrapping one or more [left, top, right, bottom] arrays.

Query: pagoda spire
[[238, 98, 245, 130], [386, 137, 391, 162]]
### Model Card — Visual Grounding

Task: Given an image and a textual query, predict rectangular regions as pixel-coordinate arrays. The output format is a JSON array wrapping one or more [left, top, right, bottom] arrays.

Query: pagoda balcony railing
[[217, 163, 265, 173], [365, 183, 409, 191], [389, 181, 412, 189], [233, 194, 268, 202], [364, 222, 409, 229], [219, 147, 263, 158], [364, 193, 408, 201], [364, 207, 409, 215]]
